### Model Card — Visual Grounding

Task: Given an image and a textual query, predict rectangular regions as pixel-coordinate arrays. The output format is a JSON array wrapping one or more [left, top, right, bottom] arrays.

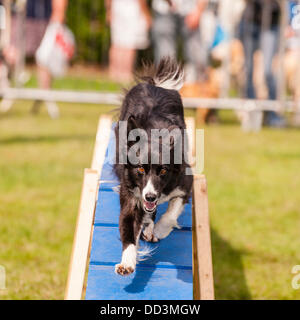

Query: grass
[[0, 101, 114, 299], [25, 73, 123, 92], [204, 122, 300, 299], [0, 86, 300, 299]]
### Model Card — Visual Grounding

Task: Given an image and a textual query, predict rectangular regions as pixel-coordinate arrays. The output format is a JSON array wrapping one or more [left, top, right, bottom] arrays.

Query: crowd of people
[[1, 0, 300, 126], [106, 0, 300, 127]]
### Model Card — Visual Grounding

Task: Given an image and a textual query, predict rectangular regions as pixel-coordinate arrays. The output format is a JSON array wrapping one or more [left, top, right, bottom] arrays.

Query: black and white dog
[[114, 58, 193, 276]]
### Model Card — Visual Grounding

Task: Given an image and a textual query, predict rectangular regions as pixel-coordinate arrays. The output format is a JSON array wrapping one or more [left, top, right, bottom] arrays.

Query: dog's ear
[[127, 115, 141, 150], [168, 125, 181, 150], [127, 115, 139, 133]]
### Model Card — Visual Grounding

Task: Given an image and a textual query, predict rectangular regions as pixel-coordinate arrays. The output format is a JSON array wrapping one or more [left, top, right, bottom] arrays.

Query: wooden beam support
[[185, 117, 196, 167], [91, 115, 112, 173], [65, 169, 99, 300], [65, 115, 112, 300], [186, 116, 214, 299], [193, 175, 214, 300]]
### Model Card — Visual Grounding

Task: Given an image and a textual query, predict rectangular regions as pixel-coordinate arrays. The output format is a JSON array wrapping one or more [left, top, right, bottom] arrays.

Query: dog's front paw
[[115, 263, 135, 276], [142, 224, 159, 242], [154, 218, 179, 240], [115, 244, 137, 276]]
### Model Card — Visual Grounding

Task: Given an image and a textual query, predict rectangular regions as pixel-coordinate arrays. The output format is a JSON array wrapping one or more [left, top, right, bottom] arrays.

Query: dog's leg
[[115, 206, 143, 276], [142, 215, 159, 243], [154, 197, 184, 240]]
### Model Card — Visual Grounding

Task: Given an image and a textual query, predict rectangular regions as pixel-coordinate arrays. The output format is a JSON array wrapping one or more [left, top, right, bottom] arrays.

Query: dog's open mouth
[[143, 200, 158, 213]]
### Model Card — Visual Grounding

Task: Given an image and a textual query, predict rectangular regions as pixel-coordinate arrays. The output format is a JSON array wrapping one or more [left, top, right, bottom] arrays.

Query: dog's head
[[124, 115, 183, 213], [128, 163, 176, 213]]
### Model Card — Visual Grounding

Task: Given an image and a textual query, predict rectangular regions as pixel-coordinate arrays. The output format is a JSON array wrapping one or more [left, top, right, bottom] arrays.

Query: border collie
[[114, 58, 193, 276]]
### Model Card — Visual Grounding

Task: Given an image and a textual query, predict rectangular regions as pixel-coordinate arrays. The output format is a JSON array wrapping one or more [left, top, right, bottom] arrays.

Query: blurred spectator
[[35, 0, 70, 89], [3, 0, 51, 70], [151, 0, 207, 83], [239, 0, 286, 127], [0, 0, 9, 89], [1, 0, 71, 118], [33, 0, 70, 118], [285, 0, 300, 126], [105, 0, 151, 82]]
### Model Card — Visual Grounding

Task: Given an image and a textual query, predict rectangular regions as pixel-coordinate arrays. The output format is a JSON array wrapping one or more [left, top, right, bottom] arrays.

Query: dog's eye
[[160, 168, 167, 176], [137, 167, 145, 175]]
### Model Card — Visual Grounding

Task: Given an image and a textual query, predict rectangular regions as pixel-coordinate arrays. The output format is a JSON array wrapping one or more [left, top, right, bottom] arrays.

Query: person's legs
[[33, 65, 59, 119], [108, 45, 117, 79], [38, 65, 52, 89], [0, 61, 14, 112], [241, 23, 260, 99], [152, 12, 177, 64], [109, 45, 136, 82], [181, 16, 207, 82], [31, 66, 50, 114], [118, 47, 136, 82], [261, 27, 285, 127], [109, 45, 125, 81], [109, 0, 148, 82], [261, 28, 278, 100]]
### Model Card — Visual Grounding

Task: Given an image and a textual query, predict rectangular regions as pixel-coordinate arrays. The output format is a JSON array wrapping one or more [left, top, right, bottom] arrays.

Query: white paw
[[115, 244, 136, 276], [115, 263, 135, 276], [154, 218, 179, 240], [142, 223, 159, 242]]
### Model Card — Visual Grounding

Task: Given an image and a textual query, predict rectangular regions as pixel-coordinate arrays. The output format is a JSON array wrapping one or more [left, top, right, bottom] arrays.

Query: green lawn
[[0, 98, 299, 299], [25, 73, 123, 92]]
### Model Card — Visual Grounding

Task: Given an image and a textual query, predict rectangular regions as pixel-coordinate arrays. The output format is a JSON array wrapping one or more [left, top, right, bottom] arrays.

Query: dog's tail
[[139, 57, 184, 91]]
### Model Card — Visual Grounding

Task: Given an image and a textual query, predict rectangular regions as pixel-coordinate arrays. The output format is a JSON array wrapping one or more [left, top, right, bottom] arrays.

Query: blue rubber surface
[[94, 191, 192, 230], [86, 265, 192, 300], [90, 226, 192, 268], [85, 125, 193, 300]]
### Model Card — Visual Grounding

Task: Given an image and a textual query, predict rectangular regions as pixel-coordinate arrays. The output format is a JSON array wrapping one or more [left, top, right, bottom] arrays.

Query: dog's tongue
[[145, 201, 156, 210]]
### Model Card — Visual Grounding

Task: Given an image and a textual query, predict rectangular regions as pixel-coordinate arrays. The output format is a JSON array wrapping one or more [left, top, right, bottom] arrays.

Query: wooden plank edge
[[65, 115, 113, 300], [64, 169, 99, 300], [193, 174, 215, 300], [91, 115, 113, 173], [185, 116, 199, 299], [185, 117, 196, 166]]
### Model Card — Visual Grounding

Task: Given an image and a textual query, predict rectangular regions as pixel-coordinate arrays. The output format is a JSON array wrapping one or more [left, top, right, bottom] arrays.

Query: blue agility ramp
[[85, 125, 193, 300], [65, 115, 214, 300]]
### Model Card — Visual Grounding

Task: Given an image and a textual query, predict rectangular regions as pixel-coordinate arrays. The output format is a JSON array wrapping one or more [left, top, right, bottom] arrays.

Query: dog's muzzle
[[143, 193, 158, 212], [143, 200, 157, 212]]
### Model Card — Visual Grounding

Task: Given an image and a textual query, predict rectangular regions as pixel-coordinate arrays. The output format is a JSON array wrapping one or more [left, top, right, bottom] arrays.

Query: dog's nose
[[145, 193, 157, 203]]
